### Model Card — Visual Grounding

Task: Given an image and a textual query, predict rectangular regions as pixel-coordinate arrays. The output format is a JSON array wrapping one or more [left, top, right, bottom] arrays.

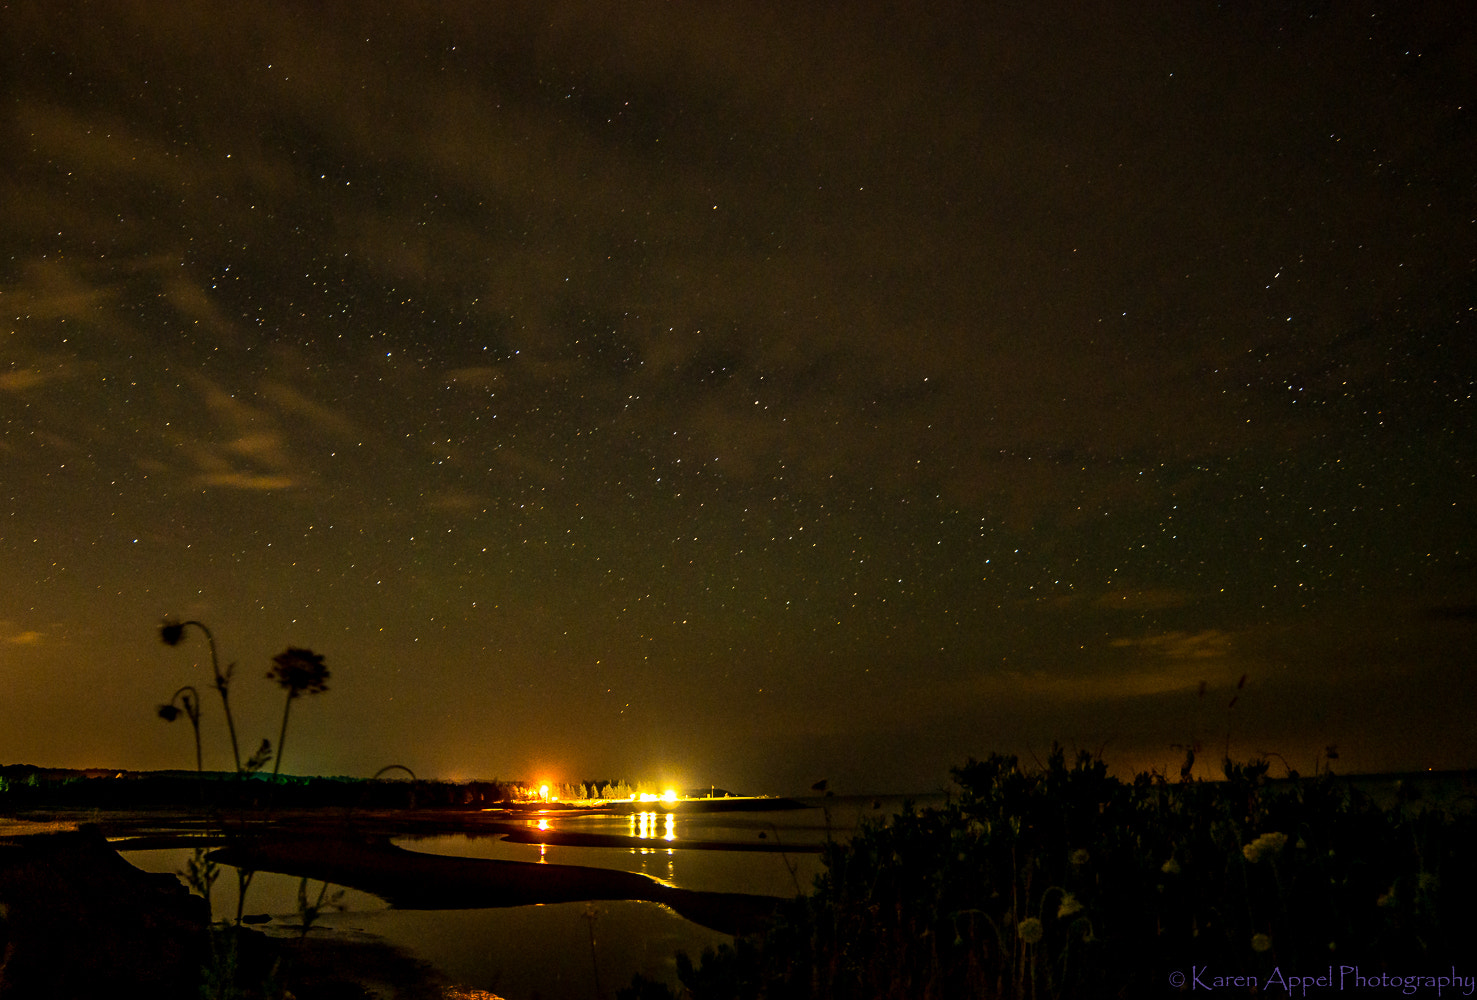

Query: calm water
[[125, 794, 937, 999], [120, 776, 1472, 997]]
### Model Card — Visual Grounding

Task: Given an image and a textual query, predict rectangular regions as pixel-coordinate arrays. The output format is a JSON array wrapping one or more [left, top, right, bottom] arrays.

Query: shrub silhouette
[[622, 747, 1477, 1000]]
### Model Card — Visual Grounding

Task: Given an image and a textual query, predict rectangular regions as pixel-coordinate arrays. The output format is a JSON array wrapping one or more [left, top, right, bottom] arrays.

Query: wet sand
[[210, 834, 786, 936]]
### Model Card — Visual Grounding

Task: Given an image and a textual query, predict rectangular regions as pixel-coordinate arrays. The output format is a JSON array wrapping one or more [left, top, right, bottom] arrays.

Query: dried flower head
[[1251, 933, 1271, 953], [1057, 893, 1083, 919], [1069, 848, 1090, 866], [1161, 858, 1182, 875], [159, 620, 186, 646], [267, 647, 330, 698], [1242, 831, 1288, 864], [1018, 917, 1044, 945], [157, 704, 182, 722]]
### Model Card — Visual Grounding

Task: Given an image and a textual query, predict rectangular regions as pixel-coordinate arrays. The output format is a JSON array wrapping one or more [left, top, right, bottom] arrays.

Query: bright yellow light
[[637, 791, 659, 803], [536, 818, 549, 831], [661, 789, 677, 803], [539, 784, 550, 800]]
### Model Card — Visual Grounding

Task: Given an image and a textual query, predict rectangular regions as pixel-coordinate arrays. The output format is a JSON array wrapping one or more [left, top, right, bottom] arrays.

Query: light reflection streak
[[631, 810, 678, 843], [627, 811, 677, 856]]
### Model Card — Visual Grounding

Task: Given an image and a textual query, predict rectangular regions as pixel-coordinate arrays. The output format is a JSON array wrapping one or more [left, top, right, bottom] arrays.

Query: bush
[[640, 748, 1475, 999]]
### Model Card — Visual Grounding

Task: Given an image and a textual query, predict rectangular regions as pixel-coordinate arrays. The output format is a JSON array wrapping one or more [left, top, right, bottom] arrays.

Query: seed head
[[1018, 917, 1044, 945], [268, 647, 330, 697], [1242, 832, 1287, 864]]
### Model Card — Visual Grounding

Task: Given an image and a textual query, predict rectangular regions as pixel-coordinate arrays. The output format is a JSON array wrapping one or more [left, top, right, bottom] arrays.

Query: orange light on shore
[[539, 783, 550, 801]]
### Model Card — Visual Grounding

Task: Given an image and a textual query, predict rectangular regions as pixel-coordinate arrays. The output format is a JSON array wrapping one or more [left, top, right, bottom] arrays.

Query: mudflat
[[210, 833, 784, 935]]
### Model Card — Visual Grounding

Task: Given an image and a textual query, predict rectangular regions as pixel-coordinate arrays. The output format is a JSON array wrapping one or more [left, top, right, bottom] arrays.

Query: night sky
[[3, 2, 1473, 795]]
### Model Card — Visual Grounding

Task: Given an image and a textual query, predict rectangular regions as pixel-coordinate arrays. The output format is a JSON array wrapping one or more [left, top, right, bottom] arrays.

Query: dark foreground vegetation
[[4, 749, 1474, 998], [0, 825, 446, 999], [623, 748, 1477, 1000]]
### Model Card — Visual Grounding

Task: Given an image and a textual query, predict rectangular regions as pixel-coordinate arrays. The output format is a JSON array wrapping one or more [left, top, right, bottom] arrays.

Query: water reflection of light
[[536, 818, 549, 831], [631, 811, 678, 846]]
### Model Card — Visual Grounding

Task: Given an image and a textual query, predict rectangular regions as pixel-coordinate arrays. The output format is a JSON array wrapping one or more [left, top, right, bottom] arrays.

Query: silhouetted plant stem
[[234, 867, 255, 927], [295, 877, 344, 940], [158, 685, 204, 806], [583, 904, 603, 998], [161, 619, 243, 775], [766, 823, 803, 895], [273, 694, 293, 783], [266, 647, 330, 783]]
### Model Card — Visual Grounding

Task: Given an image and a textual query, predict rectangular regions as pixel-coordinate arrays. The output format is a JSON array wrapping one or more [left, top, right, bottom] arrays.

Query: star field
[[1, 1, 1473, 793]]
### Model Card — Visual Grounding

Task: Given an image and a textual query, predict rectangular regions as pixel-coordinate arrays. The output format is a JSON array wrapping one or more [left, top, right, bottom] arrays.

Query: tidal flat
[[4, 791, 855, 998]]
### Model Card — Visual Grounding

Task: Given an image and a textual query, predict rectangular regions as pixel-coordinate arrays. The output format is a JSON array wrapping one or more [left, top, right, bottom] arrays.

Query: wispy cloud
[[171, 375, 302, 491], [3, 259, 116, 322], [444, 366, 506, 389], [1, 626, 45, 646], [1094, 588, 1192, 611], [198, 471, 297, 491], [0, 369, 56, 392], [423, 488, 488, 514], [258, 380, 357, 438], [991, 667, 1204, 701], [1111, 629, 1232, 660]]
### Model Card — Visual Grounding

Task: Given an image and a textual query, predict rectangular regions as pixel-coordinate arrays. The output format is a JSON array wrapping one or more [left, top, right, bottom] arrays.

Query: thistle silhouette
[[157, 685, 203, 770], [160, 619, 244, 774], [267, 647, 330, 781]]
